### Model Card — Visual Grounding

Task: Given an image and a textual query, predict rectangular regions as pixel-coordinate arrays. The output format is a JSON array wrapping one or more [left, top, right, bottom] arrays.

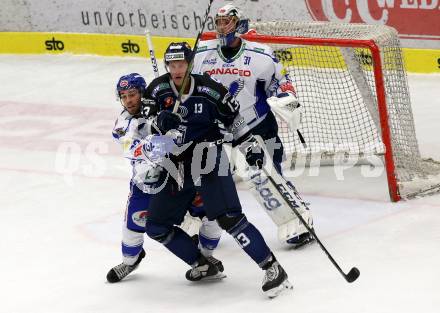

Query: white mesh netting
[[250, 21, 440, 200]]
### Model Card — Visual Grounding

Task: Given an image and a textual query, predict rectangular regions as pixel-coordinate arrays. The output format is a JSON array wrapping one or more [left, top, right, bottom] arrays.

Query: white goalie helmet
[[215, 3, 249, 47]]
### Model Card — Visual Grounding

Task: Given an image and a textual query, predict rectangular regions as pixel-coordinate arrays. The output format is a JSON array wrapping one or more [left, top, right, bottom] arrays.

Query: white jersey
[[193, 39, 295, 129], [112, 110, 149, 156], [112, 110, 159, 191]]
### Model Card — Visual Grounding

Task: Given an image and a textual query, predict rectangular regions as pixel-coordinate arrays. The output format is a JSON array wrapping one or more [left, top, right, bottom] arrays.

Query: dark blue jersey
[[143, 73, 241, 145]]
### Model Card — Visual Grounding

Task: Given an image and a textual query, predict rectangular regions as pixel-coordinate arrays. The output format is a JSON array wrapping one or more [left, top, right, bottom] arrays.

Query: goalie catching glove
[[266, 92, 302, 133]]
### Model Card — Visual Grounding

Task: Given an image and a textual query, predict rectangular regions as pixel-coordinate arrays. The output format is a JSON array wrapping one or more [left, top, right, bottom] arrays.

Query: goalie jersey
[[192, 39, 295, 129]]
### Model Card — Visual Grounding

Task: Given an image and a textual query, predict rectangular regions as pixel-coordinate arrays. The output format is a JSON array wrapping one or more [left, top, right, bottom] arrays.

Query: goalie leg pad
[[277, 210, 313, 243], [248, 167, 313, 243]]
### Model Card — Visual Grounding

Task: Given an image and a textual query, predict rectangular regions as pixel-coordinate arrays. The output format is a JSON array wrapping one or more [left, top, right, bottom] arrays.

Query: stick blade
[[346, 267, 360, 283]]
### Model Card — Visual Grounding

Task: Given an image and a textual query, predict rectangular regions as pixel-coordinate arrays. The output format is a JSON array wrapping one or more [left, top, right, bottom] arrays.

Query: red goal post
[[200, 21, 440, 202]]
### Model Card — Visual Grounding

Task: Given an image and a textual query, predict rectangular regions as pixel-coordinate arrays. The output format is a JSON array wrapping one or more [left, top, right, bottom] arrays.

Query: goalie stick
[[254, 135, 360, 283]]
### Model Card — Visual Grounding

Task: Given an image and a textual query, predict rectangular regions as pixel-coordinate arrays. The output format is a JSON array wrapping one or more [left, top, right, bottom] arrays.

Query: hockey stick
[[172, 0, 215, 113], [254, 136, 360, 283], [144, 28, 168, 135], [145, 29, 160, 79]]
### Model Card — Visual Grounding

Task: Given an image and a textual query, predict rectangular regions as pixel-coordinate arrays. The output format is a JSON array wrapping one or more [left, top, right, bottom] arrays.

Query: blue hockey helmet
[[164, 42, 193, 65], [215, 3, 249, 47], [116, 73, 147, 99]]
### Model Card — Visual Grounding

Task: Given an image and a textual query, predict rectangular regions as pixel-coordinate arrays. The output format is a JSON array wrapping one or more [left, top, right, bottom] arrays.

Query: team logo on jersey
[[228, 79, 244, 98], [202, 58, 217, 65], [164, 96, 174, 108], [178, 106, 188, 118], [132, 210, 148, 227]]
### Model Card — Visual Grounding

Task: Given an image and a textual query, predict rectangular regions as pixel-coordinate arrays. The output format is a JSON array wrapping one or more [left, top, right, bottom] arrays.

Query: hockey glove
[[266, 92, 302, 132], [132, 134, 177, 164], [239, 135, 265, 169], [157, 110, 182, 133]]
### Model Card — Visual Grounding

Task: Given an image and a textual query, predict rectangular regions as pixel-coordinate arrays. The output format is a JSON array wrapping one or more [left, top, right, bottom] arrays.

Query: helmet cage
[[215, 4, 249, 47]]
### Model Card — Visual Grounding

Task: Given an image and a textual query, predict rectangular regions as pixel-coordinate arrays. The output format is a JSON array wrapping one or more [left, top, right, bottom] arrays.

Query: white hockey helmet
[[215, 3, 249, 47]]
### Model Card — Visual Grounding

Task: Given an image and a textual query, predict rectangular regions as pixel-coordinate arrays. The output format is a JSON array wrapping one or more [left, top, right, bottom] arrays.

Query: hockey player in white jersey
[[192, 3, 314, 248], [106, 73, 224, 283]]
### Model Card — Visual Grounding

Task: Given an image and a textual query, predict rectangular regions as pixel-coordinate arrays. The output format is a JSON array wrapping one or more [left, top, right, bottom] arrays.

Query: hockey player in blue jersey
[[106, 73, 224, 283], [137, 42, 292, 298], [192, 3, 314, 248]]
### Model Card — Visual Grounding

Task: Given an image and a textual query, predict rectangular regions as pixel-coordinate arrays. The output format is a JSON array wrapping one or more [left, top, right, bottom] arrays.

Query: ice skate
[[206, 255, 224, 273], [106, 249, 146, 283], [186, 255, 226, 282], [262, 260, 293, 298]]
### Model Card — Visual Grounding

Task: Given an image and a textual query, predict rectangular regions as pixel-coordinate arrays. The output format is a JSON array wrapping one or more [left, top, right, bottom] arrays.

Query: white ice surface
[[0, 54, 439, 313]]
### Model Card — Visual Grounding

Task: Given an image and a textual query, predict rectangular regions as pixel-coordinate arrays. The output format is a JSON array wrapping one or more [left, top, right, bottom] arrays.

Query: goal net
[[203, 21, 440, 201]]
